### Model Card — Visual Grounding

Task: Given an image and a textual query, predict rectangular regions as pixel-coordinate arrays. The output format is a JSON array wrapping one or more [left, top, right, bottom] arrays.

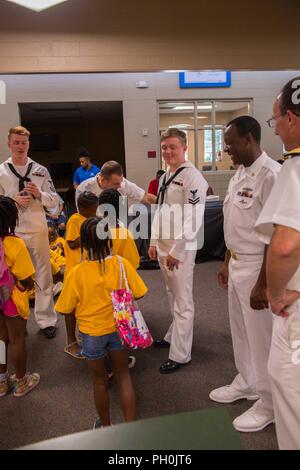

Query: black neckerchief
[[284, 152, 300, 158], [156, 167, 186, 205], [7, 162, 34, 192]]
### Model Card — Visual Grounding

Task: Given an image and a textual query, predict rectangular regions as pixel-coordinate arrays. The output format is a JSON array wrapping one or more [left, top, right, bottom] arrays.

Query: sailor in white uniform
[[255, 78, 300, 449], [75, 160, 156, 206], [0, 126, 59, 338], [149, 128, 208, 374], [209, 116, 281, 432]]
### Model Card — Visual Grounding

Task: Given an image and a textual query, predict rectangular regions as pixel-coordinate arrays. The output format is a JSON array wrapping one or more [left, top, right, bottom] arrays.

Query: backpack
[[0, 238, 18, 317]]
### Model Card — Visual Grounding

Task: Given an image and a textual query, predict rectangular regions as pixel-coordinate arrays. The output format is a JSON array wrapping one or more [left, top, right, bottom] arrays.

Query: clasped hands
[[15, 182, 41, 208]]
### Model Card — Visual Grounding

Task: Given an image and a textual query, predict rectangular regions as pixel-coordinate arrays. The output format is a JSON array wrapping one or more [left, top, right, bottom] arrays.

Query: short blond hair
[[8, 126, 30, 140], [160, 128, 187, 146]]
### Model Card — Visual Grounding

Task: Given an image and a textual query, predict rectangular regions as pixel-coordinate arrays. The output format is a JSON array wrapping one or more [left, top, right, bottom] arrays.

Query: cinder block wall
[[0, 0, 300, 73]]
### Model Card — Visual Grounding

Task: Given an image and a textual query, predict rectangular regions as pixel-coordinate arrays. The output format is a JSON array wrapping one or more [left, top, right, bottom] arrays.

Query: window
[[204, 128, 223, 162], [159, 100, 252, 170]]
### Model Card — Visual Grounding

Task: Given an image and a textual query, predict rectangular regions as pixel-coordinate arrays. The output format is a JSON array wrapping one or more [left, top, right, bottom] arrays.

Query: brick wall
[[0, 0, 299, 73]]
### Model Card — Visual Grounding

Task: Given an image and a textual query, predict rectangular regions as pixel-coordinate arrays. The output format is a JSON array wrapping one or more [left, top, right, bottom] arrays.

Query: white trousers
[[17, 230, 57, 329], [268, 304, 300, 449], [228, 256, 273, 414], [158, 249, 196, 363]]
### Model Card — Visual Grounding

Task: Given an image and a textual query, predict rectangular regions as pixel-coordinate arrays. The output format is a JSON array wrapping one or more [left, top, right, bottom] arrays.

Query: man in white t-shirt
[[0, 126, 59, 338], [255, 77, 300, 449], [209, 116, 281, 433], [75, 160, 156, 207]]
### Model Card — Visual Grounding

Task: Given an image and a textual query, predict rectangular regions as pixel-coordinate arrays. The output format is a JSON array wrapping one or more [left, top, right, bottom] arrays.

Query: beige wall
[[0, 0, 300, 73], [0, 71, 299, 192]]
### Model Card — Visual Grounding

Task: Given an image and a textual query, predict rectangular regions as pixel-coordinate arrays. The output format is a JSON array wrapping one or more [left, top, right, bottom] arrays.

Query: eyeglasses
[[266, 113, 284, 128]]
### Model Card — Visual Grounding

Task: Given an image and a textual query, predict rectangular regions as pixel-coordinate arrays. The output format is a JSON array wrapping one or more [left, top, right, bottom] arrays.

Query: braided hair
[[80, 216, 112, 265], [0, 196, 19, 238]]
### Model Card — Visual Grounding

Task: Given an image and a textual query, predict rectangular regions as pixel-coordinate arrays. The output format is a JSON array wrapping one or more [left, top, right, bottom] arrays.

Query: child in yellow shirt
[[64, 191, 98, 277], [0, 196, 39, 398], [55, 216, 147, 429], [48, 223, 65, 256], [98, 189, 140, 375], [63, 191, 98, 357], [98, 189, 140, 270]]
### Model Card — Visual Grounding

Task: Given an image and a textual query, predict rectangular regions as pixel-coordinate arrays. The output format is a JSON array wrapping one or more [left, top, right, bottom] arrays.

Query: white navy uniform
[[0, 157, 59, 329], [150, 160, 208, 363], [255, 153, 300, 450], [75, 174, 145, 206], [224, 152, 281, 415]]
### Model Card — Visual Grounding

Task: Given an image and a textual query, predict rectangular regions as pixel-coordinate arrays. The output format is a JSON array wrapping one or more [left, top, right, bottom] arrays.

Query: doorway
[[19, 100, 125, 215]]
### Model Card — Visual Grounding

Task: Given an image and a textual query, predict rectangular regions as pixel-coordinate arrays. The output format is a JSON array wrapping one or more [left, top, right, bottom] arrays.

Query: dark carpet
[[0, 261, 278, 450]]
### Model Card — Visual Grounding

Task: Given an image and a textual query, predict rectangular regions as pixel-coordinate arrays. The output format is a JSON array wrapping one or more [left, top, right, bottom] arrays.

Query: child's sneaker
[[128, 355, 136, 369], [93, 417, 102, 430], [107, 356, 136, 379], [52, 281, 63, 297], [13, 372, 40, 397], [0, 374, 16, 397]]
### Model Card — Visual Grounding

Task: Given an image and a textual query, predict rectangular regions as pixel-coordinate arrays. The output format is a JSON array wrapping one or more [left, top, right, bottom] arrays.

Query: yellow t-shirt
[[3, 235, 35, 319], [50, 236, 65, 256], [64, 213, 86, 275], [50, 249, 66, 275], [110, 227, 140, 270], [55, 255, 148, 336]]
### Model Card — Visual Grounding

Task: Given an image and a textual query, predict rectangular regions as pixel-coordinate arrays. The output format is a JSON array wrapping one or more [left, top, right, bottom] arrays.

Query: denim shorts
[[80, 331, 124, 360]]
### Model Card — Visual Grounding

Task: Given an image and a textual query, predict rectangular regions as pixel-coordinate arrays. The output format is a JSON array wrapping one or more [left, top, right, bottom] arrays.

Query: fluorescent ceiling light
[[6, 0, 69, 12], [174, 105, 213, 111]]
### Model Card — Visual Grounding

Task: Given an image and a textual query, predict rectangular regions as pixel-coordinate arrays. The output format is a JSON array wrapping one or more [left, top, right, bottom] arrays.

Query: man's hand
[[250, 282, 269, 310], [217, 263, 229, 289], [267, 289, 300, 317], [24, 182, 41, 199], [142, 193, 157, 205], [148, 246, 157, 260], [166, 254, 179, 271], [15, 192, 32, 208]]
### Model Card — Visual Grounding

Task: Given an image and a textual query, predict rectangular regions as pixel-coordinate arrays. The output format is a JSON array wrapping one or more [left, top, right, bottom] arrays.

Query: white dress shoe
[[233, 402, 274, 432], [209, 384, 259, 403]]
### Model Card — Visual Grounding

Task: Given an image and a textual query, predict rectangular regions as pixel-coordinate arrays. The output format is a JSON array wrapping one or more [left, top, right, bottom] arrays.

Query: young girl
[[55, 217, 147, 428], [63, 191, 98, 357], [98, 189, 140, 374], [0, 196, 39, 398]]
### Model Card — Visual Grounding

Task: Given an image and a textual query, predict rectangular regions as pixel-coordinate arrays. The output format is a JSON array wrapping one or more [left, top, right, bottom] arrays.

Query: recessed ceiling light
[[6, 0, 69, 12]]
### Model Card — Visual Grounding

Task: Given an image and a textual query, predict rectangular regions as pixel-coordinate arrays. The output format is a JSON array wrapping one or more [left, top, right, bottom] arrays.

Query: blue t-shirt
[[73, 164, 101, 185]]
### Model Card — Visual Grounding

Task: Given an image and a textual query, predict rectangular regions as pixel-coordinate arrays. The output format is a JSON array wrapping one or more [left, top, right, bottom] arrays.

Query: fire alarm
[[148, 151, 156, 158]]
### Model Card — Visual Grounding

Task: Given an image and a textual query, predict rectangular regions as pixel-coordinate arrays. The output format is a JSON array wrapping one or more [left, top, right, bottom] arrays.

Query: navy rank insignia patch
[[188, 189, 200, 205]]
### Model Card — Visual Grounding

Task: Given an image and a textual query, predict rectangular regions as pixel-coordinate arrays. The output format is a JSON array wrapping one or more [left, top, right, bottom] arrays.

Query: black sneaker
[[93, 417, 102, 430]]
